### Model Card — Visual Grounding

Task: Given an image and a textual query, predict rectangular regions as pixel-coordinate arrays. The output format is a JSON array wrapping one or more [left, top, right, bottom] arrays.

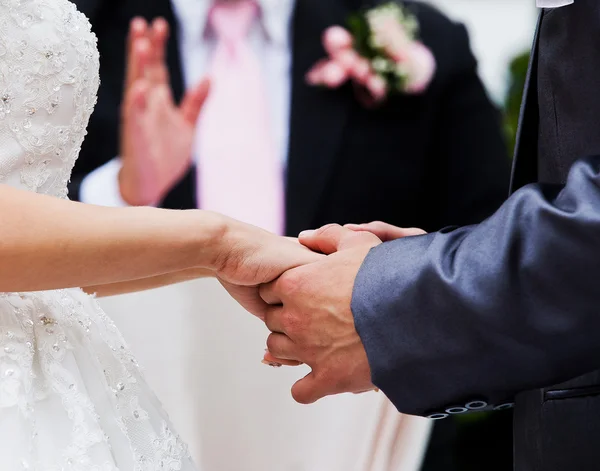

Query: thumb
[[180, 77, 210, 124], [298, 224, 349, 254], [291, 371, 327, 405]]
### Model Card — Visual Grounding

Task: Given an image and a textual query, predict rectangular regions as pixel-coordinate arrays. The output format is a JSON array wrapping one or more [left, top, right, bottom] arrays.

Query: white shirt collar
[[171, 0, 295, 48], [536, 0, 574, 7]]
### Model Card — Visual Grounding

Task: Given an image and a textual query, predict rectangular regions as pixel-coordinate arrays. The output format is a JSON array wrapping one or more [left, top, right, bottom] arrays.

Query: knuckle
[[278, 270, 303, 296], [281, 309, 305, 335], [280, 309, 295, 331]]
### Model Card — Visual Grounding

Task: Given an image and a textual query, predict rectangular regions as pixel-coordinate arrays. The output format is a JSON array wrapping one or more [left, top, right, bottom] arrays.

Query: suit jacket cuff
[[352, 235, 439, 416]]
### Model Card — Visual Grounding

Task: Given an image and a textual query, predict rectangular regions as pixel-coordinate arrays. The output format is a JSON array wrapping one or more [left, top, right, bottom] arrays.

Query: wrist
[[118, 165, 160, 207], [189, 210, 232, 271]]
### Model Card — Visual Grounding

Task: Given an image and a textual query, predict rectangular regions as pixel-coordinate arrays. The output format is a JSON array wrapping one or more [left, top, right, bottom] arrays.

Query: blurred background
[[431, 0, 535, 150], [83, 1, 538, 470]]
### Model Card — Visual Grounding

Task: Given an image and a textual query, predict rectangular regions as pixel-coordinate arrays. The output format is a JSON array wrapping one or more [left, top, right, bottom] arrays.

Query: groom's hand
[[259, 225, 382, 404]]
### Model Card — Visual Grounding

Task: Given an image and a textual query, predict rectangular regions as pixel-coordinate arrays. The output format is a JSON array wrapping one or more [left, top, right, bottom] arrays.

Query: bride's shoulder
[[0, 0, 94, 32]]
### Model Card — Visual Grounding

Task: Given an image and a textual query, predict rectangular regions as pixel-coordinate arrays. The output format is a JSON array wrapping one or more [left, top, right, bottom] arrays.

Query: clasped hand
[[248, 222, 425, 405]]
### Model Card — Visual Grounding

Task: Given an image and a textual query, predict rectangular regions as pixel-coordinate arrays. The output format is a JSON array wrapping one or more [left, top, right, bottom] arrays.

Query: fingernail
[[299, 230, 315, 238], [261, 360, 282, 368]]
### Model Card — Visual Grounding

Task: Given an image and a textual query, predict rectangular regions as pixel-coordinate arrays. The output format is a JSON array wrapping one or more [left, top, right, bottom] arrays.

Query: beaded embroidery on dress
[[0, 1, 198, 469]]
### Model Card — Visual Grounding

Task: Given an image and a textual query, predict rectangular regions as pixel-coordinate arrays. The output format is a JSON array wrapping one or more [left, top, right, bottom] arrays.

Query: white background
[[430, 0, 538, 102]]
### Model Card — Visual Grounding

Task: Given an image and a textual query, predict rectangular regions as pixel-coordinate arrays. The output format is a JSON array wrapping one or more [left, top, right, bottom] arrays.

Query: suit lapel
[[285, 0, 353, 236], [164, 4, 185, 104], [510, 12, 543, 193]]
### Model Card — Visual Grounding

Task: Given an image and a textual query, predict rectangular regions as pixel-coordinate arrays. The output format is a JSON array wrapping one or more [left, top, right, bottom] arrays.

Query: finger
[[266, 333, 301, 362], [218, 281, 271, 320], [263, 350, 302, 367], [344, 222, 426, 241], [298, 224, 347, 254], [151, 17, 169, 64], [122, 79, 150, 170], [147, 17, 170, 84], [180, 77, 210, 124], [126, 18, 149, 90], [124, 37, 152, 104], [263, 305, 284, 333], [259, 281, 283, 306], [291, 371, 328, 405]]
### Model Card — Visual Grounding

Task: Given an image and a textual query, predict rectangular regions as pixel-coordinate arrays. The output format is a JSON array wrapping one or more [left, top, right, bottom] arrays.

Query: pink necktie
[[197, 0, 284, 235]]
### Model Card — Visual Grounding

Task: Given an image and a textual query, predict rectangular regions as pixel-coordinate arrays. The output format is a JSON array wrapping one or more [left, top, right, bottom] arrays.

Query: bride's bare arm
[[0, 184, 226, 292], [83, 267, 214, 297]]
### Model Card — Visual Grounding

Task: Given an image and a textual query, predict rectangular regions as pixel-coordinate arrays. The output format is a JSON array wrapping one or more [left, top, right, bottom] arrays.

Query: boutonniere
[[307, 2, 436, 106]]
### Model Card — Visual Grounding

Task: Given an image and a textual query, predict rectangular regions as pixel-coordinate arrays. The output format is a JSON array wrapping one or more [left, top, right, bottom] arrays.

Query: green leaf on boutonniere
[[347, 12, 375, 59]]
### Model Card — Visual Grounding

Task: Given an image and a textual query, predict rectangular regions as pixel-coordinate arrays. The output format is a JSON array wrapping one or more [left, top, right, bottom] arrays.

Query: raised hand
[[119, 18, 210, 206], [258, 224, 382, 403]]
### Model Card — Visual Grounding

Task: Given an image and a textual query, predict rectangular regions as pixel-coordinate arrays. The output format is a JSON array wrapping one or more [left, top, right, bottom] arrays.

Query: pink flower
[[367, 9, 412, 61], [306, 26, 364, 89], [306, 58, 349, 88], [401, 41, 436, 94], [306, 7, 436, 106], [323, 26, 353, 56]]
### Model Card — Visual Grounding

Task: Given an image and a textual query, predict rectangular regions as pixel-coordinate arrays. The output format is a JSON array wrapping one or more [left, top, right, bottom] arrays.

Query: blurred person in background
[[71, 0, 511, 470]]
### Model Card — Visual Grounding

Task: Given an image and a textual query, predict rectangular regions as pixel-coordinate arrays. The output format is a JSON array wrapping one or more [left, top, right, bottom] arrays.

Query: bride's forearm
[[84, 267, 215, 297], [0, 185, 227, 292]]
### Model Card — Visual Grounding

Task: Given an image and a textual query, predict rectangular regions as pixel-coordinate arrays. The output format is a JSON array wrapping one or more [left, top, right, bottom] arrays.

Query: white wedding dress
[[0, 1, 198, 469]]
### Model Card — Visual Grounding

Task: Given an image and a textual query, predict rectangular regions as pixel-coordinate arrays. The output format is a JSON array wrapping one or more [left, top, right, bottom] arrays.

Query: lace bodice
[[0, 3, 198, 470], [0, 0, 99, 198]]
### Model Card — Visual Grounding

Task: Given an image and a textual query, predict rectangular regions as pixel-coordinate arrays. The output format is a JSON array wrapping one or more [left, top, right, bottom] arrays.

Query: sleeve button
[[445, 406, 469, 414], [466, 400, 488, 410], [427, 412, 449, 420], [494, 403, 514, 411]]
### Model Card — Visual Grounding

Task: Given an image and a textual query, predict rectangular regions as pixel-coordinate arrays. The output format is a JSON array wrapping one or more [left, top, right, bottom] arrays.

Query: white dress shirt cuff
[[536, 0, 573, 8], [79, 158, 130, 207]]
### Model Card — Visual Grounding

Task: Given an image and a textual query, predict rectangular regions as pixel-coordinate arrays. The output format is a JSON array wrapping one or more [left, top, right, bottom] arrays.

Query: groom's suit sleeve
[[351, 155, 600, 418]]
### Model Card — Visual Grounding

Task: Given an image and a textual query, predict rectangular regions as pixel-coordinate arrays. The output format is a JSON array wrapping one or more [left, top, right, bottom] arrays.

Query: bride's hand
[[212, 217, 324, 319]]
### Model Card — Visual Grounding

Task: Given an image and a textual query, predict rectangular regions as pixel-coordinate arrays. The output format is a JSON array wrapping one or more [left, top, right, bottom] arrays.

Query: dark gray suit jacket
[[352, 3, 600, 470]]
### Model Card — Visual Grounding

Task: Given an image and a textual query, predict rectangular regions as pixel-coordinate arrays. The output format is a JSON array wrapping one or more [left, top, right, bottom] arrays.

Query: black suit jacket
[[352, 3, 600, 470], [71, 0, 509, 236]]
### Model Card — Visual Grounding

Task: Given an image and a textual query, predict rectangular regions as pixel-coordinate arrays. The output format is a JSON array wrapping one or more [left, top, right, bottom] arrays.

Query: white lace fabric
[[0, 1, 197, 470]]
